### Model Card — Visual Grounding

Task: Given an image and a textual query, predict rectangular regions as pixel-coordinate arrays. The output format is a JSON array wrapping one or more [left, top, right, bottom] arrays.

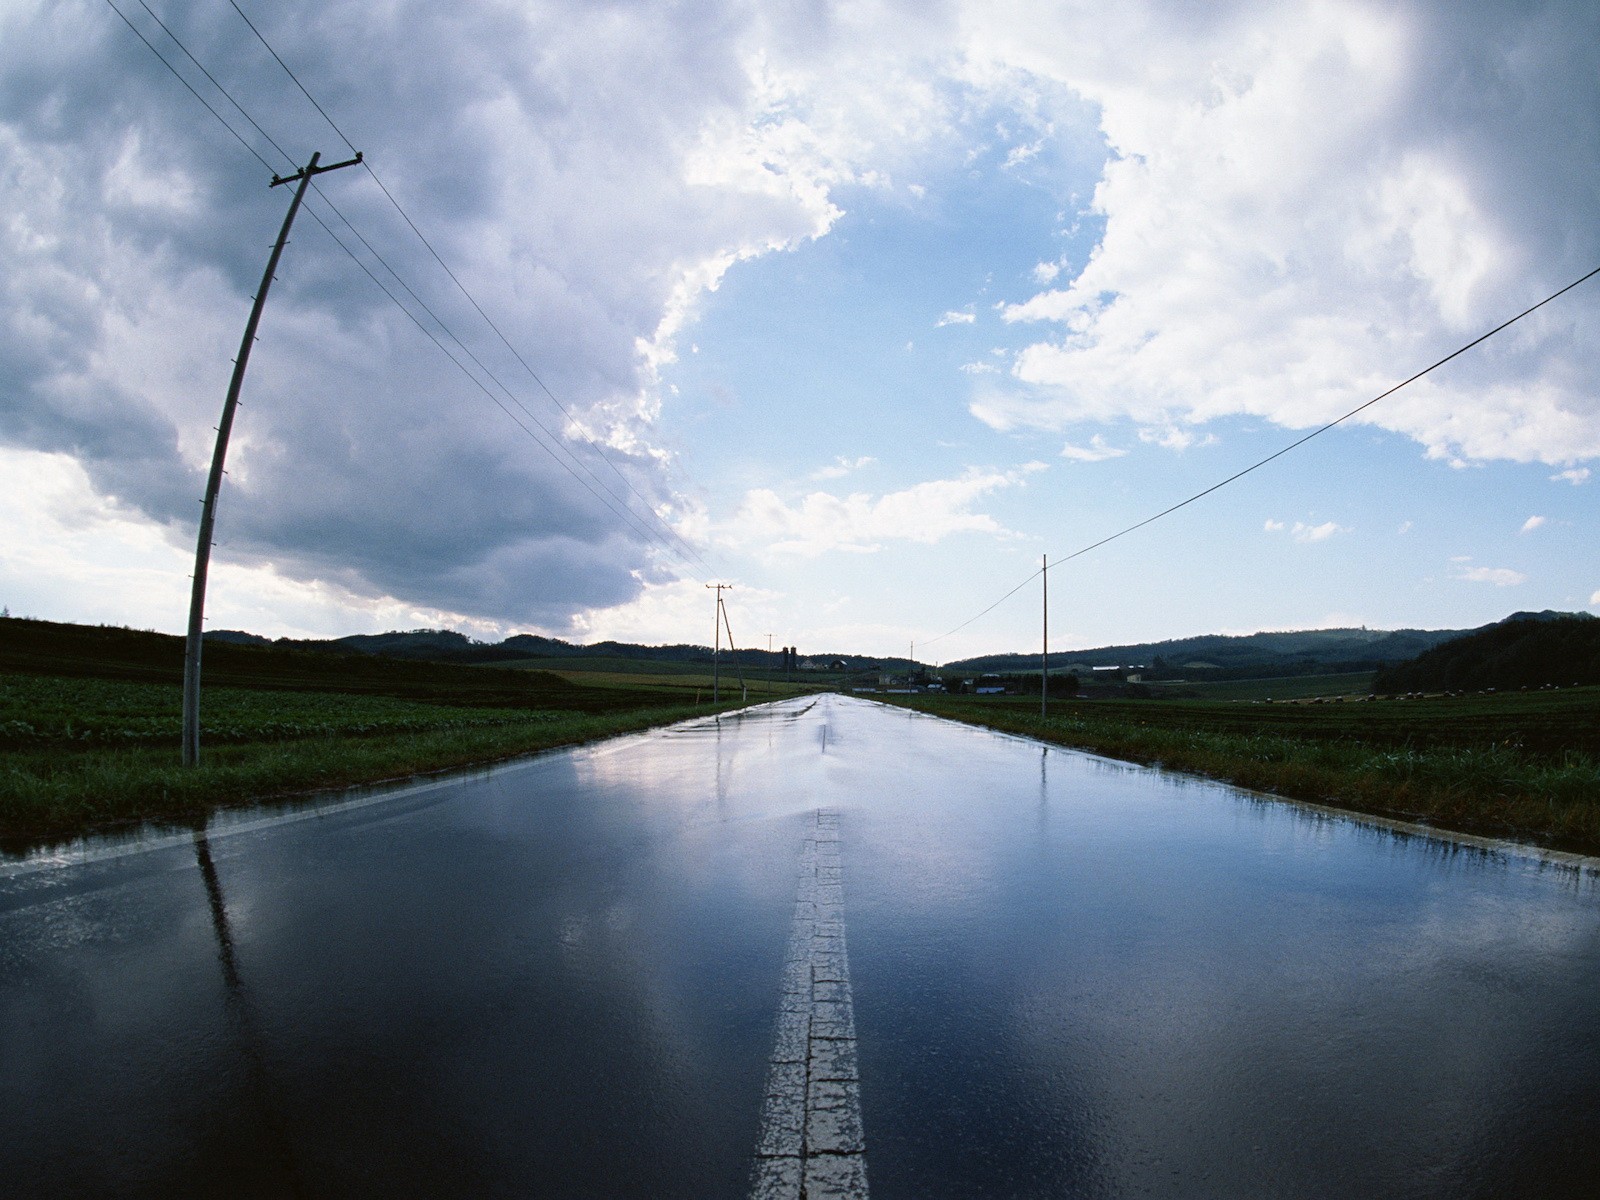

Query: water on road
[[3, 694, 1597, 1197]]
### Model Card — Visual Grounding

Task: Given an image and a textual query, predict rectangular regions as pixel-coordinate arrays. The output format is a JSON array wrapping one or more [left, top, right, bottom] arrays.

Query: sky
[[1, 0, 1597, 663]]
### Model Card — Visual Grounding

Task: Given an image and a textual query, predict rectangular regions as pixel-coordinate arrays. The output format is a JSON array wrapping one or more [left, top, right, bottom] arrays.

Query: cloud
[[1592, 589, 1600, 606], [1454, 564, 1528, 587], [966, 0, 1600, 468], [1397, 520, 1414, 534], [6, 0, 1599, 642], [937, 309, 978, 326], [1136, 424, 1215, 452], [1059, 435, 1126, 462], [1265, 518, 1349, 542], [1, 0, 940, 632], [1520, 515, 1546, 533], [810, 455, 877, 480], [1294, 521, 1347, 543], [569, 576, 783, 647], [730, 467, 1033, 557], [1552, 468, 1591, 485]]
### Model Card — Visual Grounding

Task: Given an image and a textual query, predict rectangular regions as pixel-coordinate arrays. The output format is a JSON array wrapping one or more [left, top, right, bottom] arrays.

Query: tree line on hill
[[946, 625, 1469, 678], [1372, 613, 1600, 693], [207, 627, 887, 671], [9, 609, 1595, 695]]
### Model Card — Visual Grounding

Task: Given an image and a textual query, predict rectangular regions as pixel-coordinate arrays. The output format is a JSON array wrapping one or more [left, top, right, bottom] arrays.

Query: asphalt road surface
[[3, 694, 1599, 1198]]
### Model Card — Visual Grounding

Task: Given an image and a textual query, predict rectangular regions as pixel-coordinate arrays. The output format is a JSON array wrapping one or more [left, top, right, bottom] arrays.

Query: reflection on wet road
[[2, 694, 1598, 1197]]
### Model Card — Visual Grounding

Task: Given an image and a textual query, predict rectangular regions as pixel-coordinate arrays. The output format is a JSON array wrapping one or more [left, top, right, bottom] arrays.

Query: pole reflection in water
[[192, 830, 306, 1198]]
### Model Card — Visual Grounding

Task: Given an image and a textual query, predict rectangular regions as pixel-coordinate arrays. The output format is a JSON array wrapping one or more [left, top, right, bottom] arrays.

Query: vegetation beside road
[[0, 618, 747, 847], [880, 690, 1600, 855]]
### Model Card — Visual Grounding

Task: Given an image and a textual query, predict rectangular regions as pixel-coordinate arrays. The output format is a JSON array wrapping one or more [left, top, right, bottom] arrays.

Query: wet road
[[3, 694, 1599, 1197]]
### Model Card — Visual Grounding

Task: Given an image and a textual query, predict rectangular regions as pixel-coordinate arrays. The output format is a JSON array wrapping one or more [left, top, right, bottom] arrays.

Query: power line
[[224, 0, 358, 153], [922, 263, 1600, 649], [132, 0, 294, 170], [220, 0, 714, 574], [106, 0, 712, 576], [297, 201, 693, 553], [103, 0, 276, 173], [301, 187, 711, 570]]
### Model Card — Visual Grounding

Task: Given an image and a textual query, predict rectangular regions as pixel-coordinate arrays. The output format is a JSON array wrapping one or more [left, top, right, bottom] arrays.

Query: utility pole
[[722, 594, 746, 702], [1041, 554, 1049, 719], [182, 150, 362, 767], [765, 634, 775, 696], [708, 583, 733, 702]]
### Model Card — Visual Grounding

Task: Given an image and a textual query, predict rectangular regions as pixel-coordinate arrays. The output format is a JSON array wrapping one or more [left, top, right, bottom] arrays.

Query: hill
[[944, 625, 1472, 680], [1373, 612, 1600, 693], [0, 616, 672, 712], [209, 627, 888, 672]]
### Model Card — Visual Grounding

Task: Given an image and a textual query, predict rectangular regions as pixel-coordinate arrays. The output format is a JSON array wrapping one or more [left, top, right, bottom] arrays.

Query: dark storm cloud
[[0, 0, 801, 629], [1405, 0, 1600, 279]]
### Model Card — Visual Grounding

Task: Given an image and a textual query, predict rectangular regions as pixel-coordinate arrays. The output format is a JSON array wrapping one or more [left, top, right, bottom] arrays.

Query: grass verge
[[879, 694, 1600, 856]]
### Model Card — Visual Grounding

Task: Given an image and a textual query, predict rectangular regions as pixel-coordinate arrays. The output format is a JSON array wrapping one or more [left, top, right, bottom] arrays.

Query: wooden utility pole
[[182, 151, 362, 766], [707, 583, 733, 702], [1041, 554, 1049, 719], [721, 592, 746, 702]]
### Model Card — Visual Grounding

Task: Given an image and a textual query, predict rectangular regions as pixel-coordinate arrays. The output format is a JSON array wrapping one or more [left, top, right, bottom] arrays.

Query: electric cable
[[221, 0, 714, 573], [921, 263, 1600, 649], [106, 0, 711, 576], [103, 0, 276, 173]]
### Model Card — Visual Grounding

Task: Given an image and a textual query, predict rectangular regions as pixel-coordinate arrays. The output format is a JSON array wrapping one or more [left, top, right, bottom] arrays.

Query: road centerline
[[751, 808, 868, 1199]]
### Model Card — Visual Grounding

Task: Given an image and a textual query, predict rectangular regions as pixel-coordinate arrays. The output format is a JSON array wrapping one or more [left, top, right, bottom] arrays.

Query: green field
[[0, 618, 747, 848], [0, 674, 551, 745], [881, 690, 1600, 854]]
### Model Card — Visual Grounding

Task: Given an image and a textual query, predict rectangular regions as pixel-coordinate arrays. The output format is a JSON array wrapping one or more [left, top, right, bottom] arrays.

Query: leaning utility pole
[[707, 583, 733, 702], [182, 151, 362, 767], [1041, 554, 1049, 719]]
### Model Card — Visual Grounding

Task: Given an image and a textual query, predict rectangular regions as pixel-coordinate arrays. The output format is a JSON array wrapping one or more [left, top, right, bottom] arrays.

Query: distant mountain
[[204, 627, 886, 672], [944, 625, 1474, 679], [196, 613, 1597, 684], [1373, 612, 1600, 693]]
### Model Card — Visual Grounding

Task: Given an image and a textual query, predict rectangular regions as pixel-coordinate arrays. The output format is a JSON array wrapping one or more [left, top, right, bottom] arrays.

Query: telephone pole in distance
[[707, 583, 734, 703]]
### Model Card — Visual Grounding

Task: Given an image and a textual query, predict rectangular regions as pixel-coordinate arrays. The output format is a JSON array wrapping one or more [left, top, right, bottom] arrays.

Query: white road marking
[[751, 809, 868, 1199]]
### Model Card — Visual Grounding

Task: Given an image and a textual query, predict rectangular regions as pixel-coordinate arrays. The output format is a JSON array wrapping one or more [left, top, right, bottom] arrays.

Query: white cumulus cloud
[[730, 466, 1035, 557], [811, 456, 878, 480], [1454, 564, 1528, 587], [937, 309, 978, 327], [965, 0, 1600, 467], [1520, 515, 1546, 533], [1059, 435, 1126, 462], [1265, 518, 1349, 542]]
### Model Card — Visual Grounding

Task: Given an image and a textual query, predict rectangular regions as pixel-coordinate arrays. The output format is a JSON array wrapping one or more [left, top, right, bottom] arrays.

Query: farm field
[[0, 618, 747, 847], [1175, 670, 1377, 701], [883, 688, 1600, 854], [0, 671, 739, 848]]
